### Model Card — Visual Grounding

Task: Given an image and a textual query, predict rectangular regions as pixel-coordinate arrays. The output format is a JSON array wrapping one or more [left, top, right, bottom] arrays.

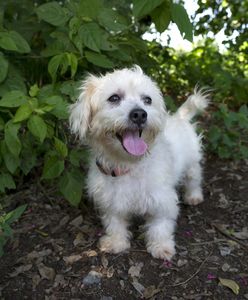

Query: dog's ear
[[69, 75, 99, 140]]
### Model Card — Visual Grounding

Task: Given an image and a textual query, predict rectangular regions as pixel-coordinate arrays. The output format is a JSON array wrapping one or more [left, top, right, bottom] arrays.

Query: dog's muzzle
[[129, 108, 147, 128]]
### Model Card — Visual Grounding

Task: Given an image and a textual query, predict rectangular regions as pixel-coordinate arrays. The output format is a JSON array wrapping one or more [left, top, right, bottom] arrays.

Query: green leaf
[[27, 115, 47, 143], [66, 53, 78, 78], [98, 9, 127, 32], [5, 204, 27, 225], [0, 117, 4, 130], [0, 91, 27, 107], [13, 103, 32, 123], [0, 173, 16, 193], [1, 141, 20, 173], [78, 0, 103, 19], [20, 147, 37, 175], [151, 1, 171, 33], [85, 51, 114, 68], [29, 84, 39, 97], [78, 23, 103, 53], [42, 155, 64, 179], [133, 0, 165, 18], [0, 32, 17, 51], [58, 171, 83, 207], [8, 31, 31, 53], [36, 2, 70, 26], [171, 3, 193, 42], [219, 278, 239, 295], [0, 53, 8, 83], [4, 120, 21, 157], [48, 54, 65, 82], [54, 137, 68, 158]]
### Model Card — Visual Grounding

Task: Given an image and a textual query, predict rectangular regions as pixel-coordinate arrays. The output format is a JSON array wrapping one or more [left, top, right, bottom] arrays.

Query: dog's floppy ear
[[69, 75, 99, 140]]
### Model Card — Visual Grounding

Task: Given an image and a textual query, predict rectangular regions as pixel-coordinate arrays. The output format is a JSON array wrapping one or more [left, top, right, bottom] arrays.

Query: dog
[[69, 66, 209, 260]]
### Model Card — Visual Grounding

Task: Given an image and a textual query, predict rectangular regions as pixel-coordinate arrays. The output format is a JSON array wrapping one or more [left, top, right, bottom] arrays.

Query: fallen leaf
[[106, 265, 115, 278], [101, 255, 109, 268], [73, 232, 86, 246], [143, 285, 161, 299], [84, 250, 98, 257], [70, 215, 83, 227], [128, 262, 143, 278], [131, 279, 145, 295], [32, 274, 42, 289], [38, 263, 55, 280], [9, 264, 32, 277], [219, 278, 239, 295], [63, 254, 82, 264], [38, 263, 55, 281]]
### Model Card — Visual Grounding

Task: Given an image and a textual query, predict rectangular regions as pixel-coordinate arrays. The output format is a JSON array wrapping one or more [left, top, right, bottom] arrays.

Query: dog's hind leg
[[184, 162, 204, 206]]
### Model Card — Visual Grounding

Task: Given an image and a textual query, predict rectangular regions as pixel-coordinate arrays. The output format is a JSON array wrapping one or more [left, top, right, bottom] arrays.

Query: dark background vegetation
[[0, 0, 247, 257]]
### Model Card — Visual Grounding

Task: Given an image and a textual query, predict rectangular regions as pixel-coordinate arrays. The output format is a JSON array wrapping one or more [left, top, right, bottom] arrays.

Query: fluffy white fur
[[69, 66, 209, 260]]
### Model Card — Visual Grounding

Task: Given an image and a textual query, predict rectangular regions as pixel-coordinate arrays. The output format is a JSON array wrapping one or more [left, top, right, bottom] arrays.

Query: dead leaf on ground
[[106, 265, 115, 278], [128, 262, 143, 278], [9, 264, 32, 277], [73, 232, 86, 246], [38, 263, 56, 281], [131, 279, 145, 296], [101, 255, 109, 268], [70, 215, 83, 227], [32, 274, 42, 289], [63, 254, 82, 264], [143, 285, 161, 299], [83, 249, 98, 257], [219, 278, 240, 295]]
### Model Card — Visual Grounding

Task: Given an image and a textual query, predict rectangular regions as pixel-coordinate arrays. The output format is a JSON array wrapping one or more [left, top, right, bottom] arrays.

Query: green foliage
[[208, 105, 248, 160], [0, 204, 27, 257], [148, 39, 248, 159]]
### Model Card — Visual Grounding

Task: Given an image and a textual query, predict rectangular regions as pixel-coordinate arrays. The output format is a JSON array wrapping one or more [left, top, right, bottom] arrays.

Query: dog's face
[[70, 66, 166, 161]]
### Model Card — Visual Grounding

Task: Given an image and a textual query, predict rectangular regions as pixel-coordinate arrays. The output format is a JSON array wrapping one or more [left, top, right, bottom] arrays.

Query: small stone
[[222, 263, 230, 272], [82, 271, 102, 286]]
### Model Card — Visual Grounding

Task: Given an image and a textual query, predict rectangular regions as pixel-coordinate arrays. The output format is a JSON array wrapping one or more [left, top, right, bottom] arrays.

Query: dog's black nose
[[129, 108, 147, 127]]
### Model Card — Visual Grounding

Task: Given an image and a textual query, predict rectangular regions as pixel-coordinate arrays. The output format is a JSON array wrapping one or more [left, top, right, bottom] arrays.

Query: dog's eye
[[143, 96, 152, 105], [107, 94, 121, 103]]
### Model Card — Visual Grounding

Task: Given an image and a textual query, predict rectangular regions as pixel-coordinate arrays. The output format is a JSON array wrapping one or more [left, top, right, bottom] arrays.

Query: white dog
[[70, 66, 209, 260]]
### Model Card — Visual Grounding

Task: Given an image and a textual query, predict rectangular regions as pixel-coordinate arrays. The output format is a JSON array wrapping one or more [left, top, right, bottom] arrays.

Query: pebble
[[82, 270, 102, 286]]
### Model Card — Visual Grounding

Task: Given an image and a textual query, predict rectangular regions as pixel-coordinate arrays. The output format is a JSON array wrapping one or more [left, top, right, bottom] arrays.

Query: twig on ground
[[211, 222, 248, 251], [166, 251, 212, 287], [190, 238, 227, 246]]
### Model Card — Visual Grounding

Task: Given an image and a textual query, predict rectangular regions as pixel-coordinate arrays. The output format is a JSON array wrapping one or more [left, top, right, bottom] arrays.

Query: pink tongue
[[122, 131, 147, 156]]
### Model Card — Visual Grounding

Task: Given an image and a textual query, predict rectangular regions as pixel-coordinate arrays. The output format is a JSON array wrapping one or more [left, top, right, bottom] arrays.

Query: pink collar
[[96, 160, 130, 177]]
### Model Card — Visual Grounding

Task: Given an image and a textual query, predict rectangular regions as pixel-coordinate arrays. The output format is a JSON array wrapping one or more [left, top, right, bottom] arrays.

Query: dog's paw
[[99, 235, 130, 254], [147, 239, 176, 260], [184, 190, 204, 206]]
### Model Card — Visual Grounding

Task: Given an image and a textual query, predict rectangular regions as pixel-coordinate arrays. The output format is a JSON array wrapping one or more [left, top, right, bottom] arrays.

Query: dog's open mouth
[[116, 130, 147, 156]]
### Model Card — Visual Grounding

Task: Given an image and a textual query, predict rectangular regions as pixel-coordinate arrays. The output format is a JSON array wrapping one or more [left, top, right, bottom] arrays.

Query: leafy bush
[[148, 39, 248, 159]]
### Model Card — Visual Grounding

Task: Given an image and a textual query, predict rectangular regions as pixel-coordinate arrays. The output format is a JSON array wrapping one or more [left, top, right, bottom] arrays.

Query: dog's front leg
[[146, 217, 177, 260], [145, 189, 179, 260], [99, 213, 131, 254]]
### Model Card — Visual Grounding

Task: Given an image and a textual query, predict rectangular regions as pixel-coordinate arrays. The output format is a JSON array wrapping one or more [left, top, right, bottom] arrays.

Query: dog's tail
[[176, 87, 210, 121]]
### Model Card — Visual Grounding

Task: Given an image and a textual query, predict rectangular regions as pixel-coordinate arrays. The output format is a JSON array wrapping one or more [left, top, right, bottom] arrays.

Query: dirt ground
[[0, 157, 248, 300]]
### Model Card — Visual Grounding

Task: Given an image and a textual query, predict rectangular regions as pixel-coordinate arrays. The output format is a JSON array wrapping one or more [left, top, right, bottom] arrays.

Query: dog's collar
[[96, 159, 130, 177]]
